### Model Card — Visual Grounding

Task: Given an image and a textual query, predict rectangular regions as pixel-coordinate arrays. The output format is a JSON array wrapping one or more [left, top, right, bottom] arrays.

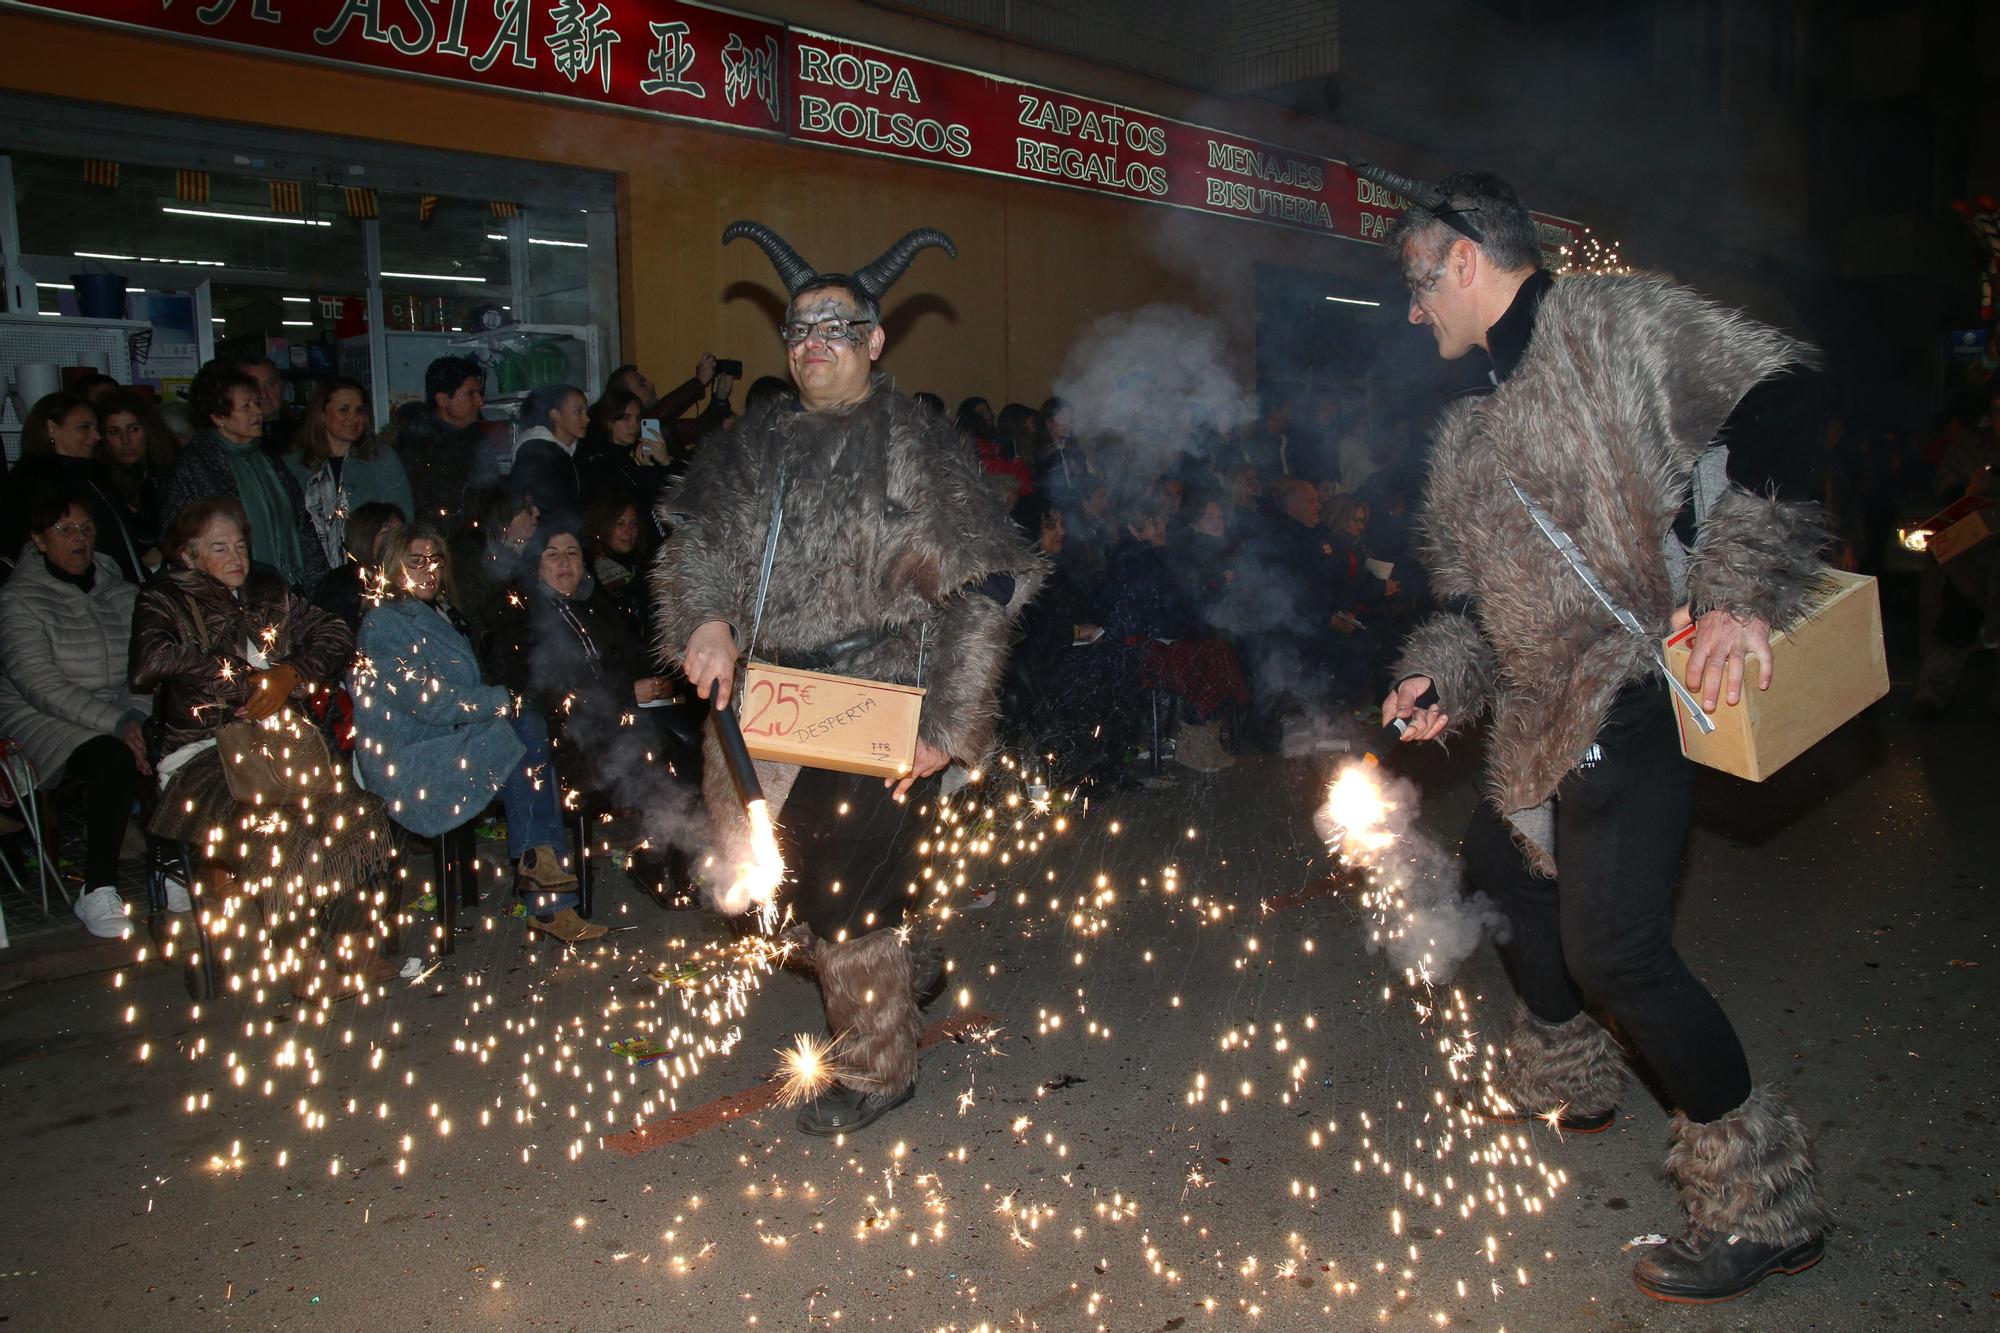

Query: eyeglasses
[[407, 553, 443, 569], [779, 316, 874, 346], [50, 520, 97, 538]]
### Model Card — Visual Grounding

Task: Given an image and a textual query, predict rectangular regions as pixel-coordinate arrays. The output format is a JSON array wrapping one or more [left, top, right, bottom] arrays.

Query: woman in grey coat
[[0, 488, 154, 936]]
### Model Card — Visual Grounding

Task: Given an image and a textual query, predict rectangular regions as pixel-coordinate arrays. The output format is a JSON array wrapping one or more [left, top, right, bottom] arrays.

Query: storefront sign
[[16, 0, 788, 135], [12, 1, 1580, 250]]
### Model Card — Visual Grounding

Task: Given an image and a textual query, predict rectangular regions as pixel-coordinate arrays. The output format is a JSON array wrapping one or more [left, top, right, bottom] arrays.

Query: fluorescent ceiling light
[[211, 317, 226, 323], [42, 282, 148, 292], [486, 233, 507, 241], [381, 270, 485, 283], [75, 250, 136, 261], [1324, 295, 1382, 307], [79, 250, 224, 267], [38, 310, 61, 317], [162, 205, 330, 228], [283, 295, 312, 303], [282, 320, 314, 326], [528, 237, 587, 249]]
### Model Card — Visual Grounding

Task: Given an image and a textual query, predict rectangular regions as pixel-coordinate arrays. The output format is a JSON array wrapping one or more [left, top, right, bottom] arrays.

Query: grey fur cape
[[1394, 275, 1826, 873], [653, 377, 1043, 878]]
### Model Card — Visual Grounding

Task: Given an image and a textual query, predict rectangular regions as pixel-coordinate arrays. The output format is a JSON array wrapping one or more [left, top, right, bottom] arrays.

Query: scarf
[[219, 435, 306, 586]]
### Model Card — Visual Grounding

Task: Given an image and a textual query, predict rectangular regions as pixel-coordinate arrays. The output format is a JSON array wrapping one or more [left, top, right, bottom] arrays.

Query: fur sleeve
[[914, 591, 1015, 765], [1686, 487, 1830, 629], [1391, 610, 1497, 734]]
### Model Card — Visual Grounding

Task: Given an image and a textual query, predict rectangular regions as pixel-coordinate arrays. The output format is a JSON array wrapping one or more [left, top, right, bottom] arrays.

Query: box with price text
[[738, 662, 924, 778], [1662, 570, 1887, 781]]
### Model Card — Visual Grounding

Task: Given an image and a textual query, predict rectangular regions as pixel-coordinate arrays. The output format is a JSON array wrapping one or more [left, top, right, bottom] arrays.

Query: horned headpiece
[[722, 220, 958, 304], [1350, 161, 1485, 244]]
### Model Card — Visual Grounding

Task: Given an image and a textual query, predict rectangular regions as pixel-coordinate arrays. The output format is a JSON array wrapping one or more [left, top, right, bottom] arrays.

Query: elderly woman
[[0, 489, 155, 937], [160, 362, 328, 593], [352, 525, 603, 943], [130, 497, 398, 1000], [284, 377, 415, 569]]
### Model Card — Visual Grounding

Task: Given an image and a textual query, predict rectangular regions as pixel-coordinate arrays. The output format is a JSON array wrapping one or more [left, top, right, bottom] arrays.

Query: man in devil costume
[[654, 222, 1041, 1136], [1373, 168, 1831, 1303]]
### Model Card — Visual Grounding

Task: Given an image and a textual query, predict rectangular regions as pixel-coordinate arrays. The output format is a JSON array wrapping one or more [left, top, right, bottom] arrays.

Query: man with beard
[[654, 222, 1041, 1136], [1374, 166, 1829, 1303]]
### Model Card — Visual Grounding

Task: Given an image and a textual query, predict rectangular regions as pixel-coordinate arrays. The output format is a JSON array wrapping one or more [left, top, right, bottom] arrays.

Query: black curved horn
[[850, 228, 957, 302], [1349, 160, 1447, 211], [723, 219, 818, 296]]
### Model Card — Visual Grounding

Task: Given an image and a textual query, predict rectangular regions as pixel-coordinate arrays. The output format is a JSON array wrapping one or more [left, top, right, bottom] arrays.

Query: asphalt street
[[0, 683, 1991, 1331]]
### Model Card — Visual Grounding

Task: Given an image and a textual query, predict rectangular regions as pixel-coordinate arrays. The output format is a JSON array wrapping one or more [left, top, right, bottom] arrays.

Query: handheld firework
[[1362, 683, 1439, 767], [710, 685, 786, 918]]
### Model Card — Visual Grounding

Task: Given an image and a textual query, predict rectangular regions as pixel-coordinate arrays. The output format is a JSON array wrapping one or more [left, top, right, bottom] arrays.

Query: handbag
[[185, 595, 339, 806]]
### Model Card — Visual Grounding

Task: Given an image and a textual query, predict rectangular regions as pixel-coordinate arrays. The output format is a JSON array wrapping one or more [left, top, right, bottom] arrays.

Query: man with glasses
[[1374, 168, 1830, 1303], [656, 221, 1040, 1137]]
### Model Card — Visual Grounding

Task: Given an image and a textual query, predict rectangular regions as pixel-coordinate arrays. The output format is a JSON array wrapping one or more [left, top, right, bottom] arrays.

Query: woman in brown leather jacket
[[131, 496, 399, 1003]]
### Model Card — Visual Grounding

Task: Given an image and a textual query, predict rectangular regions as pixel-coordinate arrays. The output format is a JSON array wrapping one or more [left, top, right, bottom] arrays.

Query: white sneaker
[[165, 876, 194, 913], [74, 885, 132, 939]]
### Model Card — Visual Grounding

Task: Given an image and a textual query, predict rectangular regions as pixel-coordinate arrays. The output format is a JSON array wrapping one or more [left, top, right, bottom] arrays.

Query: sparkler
[[709, 696, 786, 919]]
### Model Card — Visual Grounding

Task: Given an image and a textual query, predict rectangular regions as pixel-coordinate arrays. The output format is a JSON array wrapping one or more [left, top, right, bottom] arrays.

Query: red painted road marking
[[601, 1009, 1004, 1154]]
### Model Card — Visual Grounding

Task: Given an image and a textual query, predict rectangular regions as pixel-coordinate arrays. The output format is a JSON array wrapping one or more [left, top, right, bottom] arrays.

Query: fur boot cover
[[1665, 1087, 1829, 1245], [1494, 1004, 1627, 1116], [1394, 276, 1828, 866], [654, 376, 1043, 898], [816, 928, 921, 1095]]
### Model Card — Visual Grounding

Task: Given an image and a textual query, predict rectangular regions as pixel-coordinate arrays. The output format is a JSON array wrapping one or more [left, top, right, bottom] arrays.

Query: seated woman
[[96, 391, 178, 579], [284, 377, 415, 571], [352, 524, 604, 943], [578, 387, 671, 542], [130, 498, 399, 1000], [1101, 495, 1247, 773], [582, 494, 654, 639], [450, 485, 538, 666], [160, 363, 328, 593], [490, 524, 702, 899], [312, 501, 405, 633], [0, 489, 155, 938], [3, 392, 147, 583]]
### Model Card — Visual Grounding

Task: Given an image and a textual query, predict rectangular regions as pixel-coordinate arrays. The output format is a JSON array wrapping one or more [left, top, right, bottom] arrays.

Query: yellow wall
[[0, 10, 1380, 408]]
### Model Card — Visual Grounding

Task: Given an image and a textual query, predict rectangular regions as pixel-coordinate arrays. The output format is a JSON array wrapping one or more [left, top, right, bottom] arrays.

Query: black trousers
[[779, 766, 934, 940], [1464, 680, 1753, 1123], [65, 734, 142, 889]]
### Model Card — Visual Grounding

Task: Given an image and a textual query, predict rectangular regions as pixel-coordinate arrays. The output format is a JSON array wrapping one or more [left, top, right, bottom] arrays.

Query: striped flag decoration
[[270, 180, 303, 214], [489, 201, 520, 220], [175, 169, 211, 203], [343, 187, 379, 219], [419, 194, 438, 223], [83, 160, 120, 188]]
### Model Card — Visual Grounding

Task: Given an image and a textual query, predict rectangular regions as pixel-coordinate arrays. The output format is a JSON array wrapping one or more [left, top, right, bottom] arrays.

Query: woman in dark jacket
[[130, 496, 398, 1001], [96, 390, 176, 578], [3, 392, 148, 582], [450, 485, 539, 667], [490, 524, 703, 898]]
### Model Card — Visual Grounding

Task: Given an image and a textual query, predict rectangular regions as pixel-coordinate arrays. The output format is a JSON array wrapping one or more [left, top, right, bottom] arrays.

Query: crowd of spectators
[[2, 341, 1997, 963]]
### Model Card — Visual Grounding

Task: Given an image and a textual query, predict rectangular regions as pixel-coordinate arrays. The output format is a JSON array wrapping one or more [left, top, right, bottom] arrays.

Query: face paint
[[780, 293, 875, 347]]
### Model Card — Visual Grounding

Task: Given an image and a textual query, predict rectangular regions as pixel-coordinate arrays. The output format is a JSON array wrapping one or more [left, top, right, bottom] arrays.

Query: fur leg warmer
[[1496, 1004, 1627, 1116], [1665, 1086, 1828, 1245], [816, 928, 920, 1095]]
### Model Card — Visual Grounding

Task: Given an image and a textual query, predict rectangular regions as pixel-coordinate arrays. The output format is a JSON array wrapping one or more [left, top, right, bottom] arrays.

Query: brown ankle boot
[[518, 845, 577, 889]]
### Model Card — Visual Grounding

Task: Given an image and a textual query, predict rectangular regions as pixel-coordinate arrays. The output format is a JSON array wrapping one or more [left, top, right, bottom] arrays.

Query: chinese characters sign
[[15, 1, 1580, 248]]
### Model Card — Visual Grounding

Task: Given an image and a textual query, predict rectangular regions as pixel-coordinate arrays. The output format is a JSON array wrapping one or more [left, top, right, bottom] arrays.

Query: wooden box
[[737, 661, 924, 778], [1920, 496, 1996, 565], [1662, 570, 1887, 781]]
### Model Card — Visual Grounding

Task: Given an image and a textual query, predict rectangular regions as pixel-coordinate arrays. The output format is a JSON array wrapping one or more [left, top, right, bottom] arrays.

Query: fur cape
[[653, 377, 1043, 881], [1394, 276, 1826, 870]]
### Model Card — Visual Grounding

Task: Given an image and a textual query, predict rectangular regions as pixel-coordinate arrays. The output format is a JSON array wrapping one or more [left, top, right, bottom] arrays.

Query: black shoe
[[1480, 1102, 1617, 1134], [1632, 1227, 1825, 1303], [795, 1081, 916, 1137]]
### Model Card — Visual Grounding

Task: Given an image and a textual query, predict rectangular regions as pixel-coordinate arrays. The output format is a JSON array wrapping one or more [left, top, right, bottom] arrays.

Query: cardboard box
[[1662, 570, 1887, 781], [737, 661, 924, 778], [1919, 496, 1996, 565]]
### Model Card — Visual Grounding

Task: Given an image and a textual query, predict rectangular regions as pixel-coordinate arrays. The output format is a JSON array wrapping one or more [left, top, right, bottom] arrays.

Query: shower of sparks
[[773, 1031, 843, 1107]]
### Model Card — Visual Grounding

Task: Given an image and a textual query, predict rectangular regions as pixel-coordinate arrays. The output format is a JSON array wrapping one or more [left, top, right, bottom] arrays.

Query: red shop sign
[[788, 29, 1583, 252], [13, 0, 788, 135]]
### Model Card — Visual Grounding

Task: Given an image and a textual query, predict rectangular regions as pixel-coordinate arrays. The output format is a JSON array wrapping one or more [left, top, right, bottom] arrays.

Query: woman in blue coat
[[351, 523, 603, 943]]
